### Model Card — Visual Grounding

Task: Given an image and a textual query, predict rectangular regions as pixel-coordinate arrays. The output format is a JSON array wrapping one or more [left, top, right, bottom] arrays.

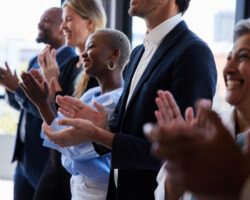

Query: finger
[[57, 96, 80, 112], [14, 70, 18, 78], [38, 53, 46, 69], [58, 107, 75, 118], [165, 91, 182, 120], [157, 91, 174, 122], [155, 110, 165, 126], [155, 97, 171, 123], [50, 78, 57, 94], [4, 61, 11, 73], [51, 48, 56, 60], [195, 99, 212, 111], [185, 107, 194, 124], [19, 82, 29, 94], [58, 118, 81, 128], [43, 80, 49, 94], [30, 69, 44, 83]]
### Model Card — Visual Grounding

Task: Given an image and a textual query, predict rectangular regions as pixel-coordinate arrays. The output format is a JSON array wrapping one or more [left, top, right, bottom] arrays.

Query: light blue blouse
[[41, 86, 122, 182]]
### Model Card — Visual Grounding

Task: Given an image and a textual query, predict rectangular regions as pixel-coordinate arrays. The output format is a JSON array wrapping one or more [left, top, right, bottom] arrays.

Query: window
[[0, 0, 61, 135], [132, 0, 236, 113]]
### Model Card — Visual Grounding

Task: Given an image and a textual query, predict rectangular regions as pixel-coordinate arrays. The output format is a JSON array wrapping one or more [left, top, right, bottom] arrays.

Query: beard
[[36, 29, 50, 44]]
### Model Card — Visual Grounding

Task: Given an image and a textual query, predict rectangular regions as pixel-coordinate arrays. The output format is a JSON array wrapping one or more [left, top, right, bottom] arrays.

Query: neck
[[144, 5, 179, 31], [98, 73, 123, 94], [236, 108, 250, 133], [50, 40, 64, 50]]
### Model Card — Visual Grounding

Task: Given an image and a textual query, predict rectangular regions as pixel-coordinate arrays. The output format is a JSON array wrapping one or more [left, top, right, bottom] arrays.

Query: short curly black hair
[[176, 0, 191, 14]]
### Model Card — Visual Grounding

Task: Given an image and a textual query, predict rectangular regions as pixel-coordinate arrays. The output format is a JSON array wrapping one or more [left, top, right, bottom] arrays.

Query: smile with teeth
[[226, 80, 243, 89]]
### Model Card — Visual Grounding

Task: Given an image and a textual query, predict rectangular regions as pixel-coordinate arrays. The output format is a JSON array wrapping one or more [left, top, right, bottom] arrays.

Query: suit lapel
[[126, 21, 188, 110], [119, 45, 145, 112]]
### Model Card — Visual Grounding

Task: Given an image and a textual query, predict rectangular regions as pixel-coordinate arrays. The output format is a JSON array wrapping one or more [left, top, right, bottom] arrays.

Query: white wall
[[0, 135, 16, 180]]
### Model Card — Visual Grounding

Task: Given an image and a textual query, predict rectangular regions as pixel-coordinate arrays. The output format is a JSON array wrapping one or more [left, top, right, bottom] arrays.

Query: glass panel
[[0, 0, 61, 135], [132, 0, 236, 113]]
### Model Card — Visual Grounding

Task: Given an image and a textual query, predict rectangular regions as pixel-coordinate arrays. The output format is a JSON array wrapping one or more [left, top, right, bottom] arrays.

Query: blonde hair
[[62, 0, 107, 31], [63, 0, 107, 98]]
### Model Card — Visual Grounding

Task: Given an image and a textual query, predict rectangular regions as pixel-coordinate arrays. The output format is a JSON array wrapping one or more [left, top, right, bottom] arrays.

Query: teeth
[[227, 80, 241, 89]]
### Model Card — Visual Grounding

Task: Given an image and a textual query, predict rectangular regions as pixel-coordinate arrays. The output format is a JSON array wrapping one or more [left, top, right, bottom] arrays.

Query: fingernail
[[143, 123, 153, 135]]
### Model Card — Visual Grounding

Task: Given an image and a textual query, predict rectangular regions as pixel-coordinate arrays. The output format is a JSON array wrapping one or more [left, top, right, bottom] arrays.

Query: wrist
[[93, 126, 113, 149]]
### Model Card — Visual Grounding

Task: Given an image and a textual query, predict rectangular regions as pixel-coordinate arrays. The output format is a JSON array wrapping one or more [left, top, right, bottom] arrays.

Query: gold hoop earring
[[108, 61, 116, 70]]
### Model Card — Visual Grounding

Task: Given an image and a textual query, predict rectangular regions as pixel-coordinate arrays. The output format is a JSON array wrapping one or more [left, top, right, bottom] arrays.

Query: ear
[[110, 49, 121, 63], [87, 19, 95, 32]]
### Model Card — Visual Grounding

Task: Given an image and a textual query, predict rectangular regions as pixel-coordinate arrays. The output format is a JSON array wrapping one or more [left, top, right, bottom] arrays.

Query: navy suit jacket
[[106, 21, 217, 200], [7, 46, 78, 187]]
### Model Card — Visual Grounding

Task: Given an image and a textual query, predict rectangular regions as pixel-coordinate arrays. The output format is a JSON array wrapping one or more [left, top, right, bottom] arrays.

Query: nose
[[81, 50, 87, 59], [60, 20, 66, 31], [224, 57, 238, 74], [38, 21, 42, 29]]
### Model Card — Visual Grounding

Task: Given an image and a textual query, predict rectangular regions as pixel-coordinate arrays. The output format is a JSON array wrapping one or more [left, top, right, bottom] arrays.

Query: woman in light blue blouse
[[20, 29, 131, 200]]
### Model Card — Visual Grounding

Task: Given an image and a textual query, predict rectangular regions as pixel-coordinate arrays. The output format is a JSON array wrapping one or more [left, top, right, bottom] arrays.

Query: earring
[[107, 61, 116, 70]]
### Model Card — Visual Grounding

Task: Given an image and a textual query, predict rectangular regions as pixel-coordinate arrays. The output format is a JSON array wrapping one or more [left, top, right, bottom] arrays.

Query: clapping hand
[[19, 69, 49, 107], [0, 62, 19, 92], [38, 45, 61, 91], [56, 95, 109, 129]]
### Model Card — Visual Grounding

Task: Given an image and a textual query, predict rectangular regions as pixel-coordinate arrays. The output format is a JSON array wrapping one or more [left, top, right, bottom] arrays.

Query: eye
[[86, 44, 95, 51], [238, 53, 250, 61], [65, 16, 72, 22]]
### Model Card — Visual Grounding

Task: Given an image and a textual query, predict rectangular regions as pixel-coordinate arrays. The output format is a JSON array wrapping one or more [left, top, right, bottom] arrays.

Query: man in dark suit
[[0, 7, 79, 200], [42, 0, 217, 199]]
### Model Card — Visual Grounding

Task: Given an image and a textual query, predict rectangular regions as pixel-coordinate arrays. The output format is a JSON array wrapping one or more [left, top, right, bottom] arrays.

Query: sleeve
[[5, 90, 20, 110], [12, 87, 41, 118], [42, 113, 99, 160], [170, 41, 217, 115]]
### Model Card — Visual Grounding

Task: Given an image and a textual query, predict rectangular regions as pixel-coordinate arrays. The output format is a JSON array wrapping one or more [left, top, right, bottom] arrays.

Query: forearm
[[37, 101, 57, 125], [92, 126, 114, 150]]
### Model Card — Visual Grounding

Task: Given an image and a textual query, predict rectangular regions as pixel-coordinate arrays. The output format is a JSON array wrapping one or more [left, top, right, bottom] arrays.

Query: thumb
[[93, 101, 106, 113], [58, 118, 79, 127], [43, 80, 49, 94]]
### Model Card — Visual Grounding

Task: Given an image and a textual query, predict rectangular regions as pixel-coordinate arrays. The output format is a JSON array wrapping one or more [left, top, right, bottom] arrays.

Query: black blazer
[[106, 21, 217, 200]]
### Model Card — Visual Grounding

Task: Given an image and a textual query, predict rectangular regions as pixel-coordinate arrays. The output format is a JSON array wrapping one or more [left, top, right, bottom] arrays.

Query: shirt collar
[[143, 13, 183, 48], [56, 45, 67, 55]]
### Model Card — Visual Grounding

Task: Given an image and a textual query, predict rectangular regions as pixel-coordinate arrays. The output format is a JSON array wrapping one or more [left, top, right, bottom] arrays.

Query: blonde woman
[[32, 1, 107, 199]]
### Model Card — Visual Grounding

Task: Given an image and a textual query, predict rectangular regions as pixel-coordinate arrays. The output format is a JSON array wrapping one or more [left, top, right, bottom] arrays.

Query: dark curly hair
[[176, 0, 191, 14]]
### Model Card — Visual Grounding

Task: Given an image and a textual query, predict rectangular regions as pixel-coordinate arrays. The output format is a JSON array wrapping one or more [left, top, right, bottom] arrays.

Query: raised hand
[[155, 90, 194, 127], [38, 45, 61, 90], [56, 95, 109, 129], [19, 70, 49, 107], [0, 62, 19, 92]]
